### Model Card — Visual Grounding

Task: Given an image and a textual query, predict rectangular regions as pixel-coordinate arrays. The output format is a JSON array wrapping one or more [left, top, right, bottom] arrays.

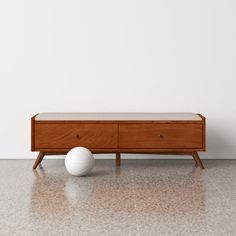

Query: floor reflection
[[31, 170, 94, 220], [133, 170, 206, 216], [1, 159, 235, 235], [30, 163, 206, 223], [65, 178, 94, 206]]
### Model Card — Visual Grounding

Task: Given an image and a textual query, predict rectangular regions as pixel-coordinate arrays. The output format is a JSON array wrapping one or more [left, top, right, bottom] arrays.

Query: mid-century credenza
[[31, 112, 206, 169]]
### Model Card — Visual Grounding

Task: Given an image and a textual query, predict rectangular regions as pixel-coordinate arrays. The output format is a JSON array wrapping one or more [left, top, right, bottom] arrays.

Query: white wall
[[0, 0, 236, 159]]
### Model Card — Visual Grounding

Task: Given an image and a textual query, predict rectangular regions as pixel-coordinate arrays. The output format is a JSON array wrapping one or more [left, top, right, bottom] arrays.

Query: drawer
[[119, 124, 203, 149], [34, 123, 118, 149]]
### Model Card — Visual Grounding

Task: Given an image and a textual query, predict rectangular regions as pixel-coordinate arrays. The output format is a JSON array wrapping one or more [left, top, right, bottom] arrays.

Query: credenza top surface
[[35, 112, 202, 121]]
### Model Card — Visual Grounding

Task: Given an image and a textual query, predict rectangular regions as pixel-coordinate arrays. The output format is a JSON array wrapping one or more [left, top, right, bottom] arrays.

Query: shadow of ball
[[65, 147, 95, 176]]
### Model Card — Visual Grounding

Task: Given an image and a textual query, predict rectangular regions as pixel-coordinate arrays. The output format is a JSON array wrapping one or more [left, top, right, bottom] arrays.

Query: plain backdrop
[[0, 0, 236, 159]]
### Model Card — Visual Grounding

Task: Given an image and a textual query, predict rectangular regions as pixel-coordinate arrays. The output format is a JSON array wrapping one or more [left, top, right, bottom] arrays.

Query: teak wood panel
[[118, 124, 203, 149], [34, 123, 118, 149]]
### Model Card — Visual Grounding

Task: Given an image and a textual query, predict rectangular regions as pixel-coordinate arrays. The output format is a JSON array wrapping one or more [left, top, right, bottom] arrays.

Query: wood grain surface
[[34, 123, 118, 149], [119, 124, 203, 149]]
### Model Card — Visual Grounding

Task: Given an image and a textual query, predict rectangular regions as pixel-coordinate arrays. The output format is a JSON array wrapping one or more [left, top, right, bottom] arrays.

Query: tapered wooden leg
[[192, 156, 198, 166], [33, 152, 45, 169], [116, 153, 121, 166], [192, 152, 205, 169]]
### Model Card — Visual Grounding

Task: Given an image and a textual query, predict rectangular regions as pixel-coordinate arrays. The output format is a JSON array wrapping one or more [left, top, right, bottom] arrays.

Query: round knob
[[159, 134, 164, 138], [76, 134, 80, 139]]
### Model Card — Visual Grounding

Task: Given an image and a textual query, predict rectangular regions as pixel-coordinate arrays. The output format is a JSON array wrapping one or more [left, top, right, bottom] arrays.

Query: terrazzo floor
[[0, 159, 236, 236]]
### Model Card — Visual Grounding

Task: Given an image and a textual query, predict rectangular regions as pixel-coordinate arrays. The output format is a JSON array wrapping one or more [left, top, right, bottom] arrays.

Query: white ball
[[65, 147, 94, 176]]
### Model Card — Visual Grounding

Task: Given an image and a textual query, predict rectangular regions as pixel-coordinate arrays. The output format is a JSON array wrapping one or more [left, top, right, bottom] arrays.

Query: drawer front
[[119, 124, 203, 149], [34, 124, 118, 149]]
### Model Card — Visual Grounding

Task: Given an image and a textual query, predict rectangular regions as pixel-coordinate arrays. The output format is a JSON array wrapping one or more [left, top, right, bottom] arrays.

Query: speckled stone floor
[[0, 159, 236, 236]]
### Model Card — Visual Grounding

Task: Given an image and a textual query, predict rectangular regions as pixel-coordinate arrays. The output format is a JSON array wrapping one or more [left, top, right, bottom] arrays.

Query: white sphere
[[65, 147, 94, 176]]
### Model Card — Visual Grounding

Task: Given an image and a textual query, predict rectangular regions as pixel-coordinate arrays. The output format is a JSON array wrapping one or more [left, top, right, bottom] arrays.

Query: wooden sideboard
[[31, 113, 206, 169]]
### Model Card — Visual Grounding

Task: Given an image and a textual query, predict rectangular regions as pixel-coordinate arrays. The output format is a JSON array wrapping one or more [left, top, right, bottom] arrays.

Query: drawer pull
[[76, 134, 80, 139], [159, 134, 164, 138]]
